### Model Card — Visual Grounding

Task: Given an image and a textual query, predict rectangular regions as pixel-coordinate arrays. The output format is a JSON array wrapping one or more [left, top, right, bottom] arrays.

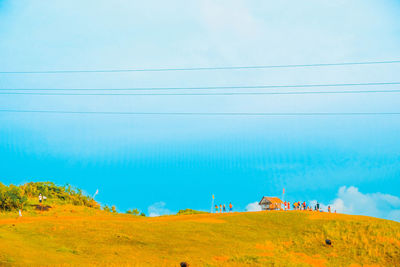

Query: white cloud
[[199, 0, 261, 39], [313, 186, 400, 222], [387, 210, 400, 222], [147, 201, 172, 217], [246, 201, 262, 212]]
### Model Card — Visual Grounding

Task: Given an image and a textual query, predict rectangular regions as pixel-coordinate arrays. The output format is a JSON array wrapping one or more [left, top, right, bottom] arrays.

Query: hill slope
[[0, 206, 399, 266]]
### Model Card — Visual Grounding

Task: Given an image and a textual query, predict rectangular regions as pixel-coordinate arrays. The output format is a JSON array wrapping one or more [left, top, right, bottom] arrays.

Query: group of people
[[283, 201, 335, 213], [215, 203, 233, 213], [283, 201, 310, 211]]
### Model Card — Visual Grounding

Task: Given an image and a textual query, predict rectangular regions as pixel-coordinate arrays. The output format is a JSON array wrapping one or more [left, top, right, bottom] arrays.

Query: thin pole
[[93, 189, 99, 199], [211, 194, 214, 213]]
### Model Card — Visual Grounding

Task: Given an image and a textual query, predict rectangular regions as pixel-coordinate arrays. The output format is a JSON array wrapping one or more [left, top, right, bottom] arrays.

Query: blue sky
[[0, 0, 400, 219]]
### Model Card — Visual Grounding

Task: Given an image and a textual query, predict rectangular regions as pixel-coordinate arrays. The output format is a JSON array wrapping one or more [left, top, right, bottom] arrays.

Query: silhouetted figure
[[38, 193, 43, 211]]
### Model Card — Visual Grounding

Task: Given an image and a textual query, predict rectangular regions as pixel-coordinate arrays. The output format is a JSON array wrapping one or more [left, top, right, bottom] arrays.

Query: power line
[[2, 82, 400, 91], [1, 60, 400, 74], [0, 109, 399, 116], [1, 89, 400, 96]]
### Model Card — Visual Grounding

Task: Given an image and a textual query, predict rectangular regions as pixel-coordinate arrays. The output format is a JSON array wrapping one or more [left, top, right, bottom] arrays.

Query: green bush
[[126, 208, 140, 215], [103, 205, 111, 212], [176, 209, 207, 215], [111, 205, 117, 213], [26, 182, 99, 208], [0, 183, 28, 211], [0, 181, 100, 211]]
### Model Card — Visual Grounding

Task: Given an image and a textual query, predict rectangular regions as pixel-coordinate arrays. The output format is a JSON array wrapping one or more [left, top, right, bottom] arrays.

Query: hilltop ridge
[[0, 203, 399, 266]]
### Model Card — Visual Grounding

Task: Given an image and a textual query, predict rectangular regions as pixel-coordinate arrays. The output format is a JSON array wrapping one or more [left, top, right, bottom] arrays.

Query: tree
[[0, 184, 28, 211], [126, 208, 140, 215], [111, 205, 117, 213], [103, 205, 111, 212]]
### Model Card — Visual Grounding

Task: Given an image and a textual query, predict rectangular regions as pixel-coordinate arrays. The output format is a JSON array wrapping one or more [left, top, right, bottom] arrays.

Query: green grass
[[176, 208, 208, 215], [0, 206, 399, 266]]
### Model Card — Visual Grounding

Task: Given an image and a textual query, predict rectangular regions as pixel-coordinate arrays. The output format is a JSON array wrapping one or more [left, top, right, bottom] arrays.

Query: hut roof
[[259, 196, 283, 205]]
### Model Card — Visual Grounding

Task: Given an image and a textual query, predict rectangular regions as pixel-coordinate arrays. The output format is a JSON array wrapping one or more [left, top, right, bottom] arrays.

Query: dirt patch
[[33, 205, 52, 211], [259, 251, 274, 257], [291, 252, 327, 267], [281, 241, 293, 248], [376, 236, 400, 247], [213, 255, 229, 262], [255, 241, 275, 251]]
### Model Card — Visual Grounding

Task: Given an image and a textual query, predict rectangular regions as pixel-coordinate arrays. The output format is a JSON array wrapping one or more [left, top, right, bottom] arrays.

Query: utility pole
[[211, 194, 215, 213]]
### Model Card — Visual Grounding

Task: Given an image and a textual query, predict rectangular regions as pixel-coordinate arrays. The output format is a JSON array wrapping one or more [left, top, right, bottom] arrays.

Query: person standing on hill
[[328, 206, 331, 213], [39, 193, 42, 204], [229, 202, 233, 212], [287, 201, 290, 210], [215, 205, 218, 213], [303, 201, 306, 210], [223, 204, 226, 212], [219, 204, 222, 213]]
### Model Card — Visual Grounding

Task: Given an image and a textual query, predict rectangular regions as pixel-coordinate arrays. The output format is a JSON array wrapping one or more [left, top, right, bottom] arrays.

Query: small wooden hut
[[259, 197, 283, 211]]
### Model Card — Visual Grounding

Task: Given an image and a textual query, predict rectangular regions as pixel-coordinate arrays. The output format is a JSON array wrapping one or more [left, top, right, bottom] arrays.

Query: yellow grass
[[0, 205, 399, 266]]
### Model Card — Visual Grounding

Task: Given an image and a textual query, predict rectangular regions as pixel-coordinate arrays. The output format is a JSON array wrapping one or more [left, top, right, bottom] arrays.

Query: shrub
[[103, 205, 111, 212], [176, 209, 207, 215], [111, 205, 117, 213], [126, 208, 140, 215], [0, 183, 28, 211], [24, 182, 99, 208], [0, 181, 100, 211]]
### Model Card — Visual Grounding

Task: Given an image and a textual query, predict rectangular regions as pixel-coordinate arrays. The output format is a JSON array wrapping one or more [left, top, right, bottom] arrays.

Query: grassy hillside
[[0, 205, 399, 266], [0, 182, 99, 213]]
